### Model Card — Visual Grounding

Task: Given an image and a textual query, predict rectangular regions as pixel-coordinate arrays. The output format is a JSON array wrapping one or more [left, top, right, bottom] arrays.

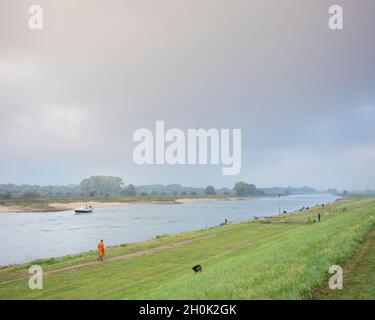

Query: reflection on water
[[0, 194, 339, 265]]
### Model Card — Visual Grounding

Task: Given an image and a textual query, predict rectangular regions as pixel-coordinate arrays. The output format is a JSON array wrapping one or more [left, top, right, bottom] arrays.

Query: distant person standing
[[97, 240, 105, 261], [317, 212, 321, 222]]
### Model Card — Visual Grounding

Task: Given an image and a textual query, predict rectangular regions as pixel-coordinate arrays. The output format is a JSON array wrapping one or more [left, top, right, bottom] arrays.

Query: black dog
[[192, 264, 202, 273]]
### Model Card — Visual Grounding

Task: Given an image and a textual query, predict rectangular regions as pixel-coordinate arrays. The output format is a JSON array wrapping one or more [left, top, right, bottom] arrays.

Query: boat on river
[[73, 205, 93, 215]]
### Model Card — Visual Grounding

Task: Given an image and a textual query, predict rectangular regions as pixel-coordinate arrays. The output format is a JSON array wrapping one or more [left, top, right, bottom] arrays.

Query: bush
[[155, 234, 169, 239], [0, 192, 12, 199], [205, 185, 216, 195], [20, 192, 40, 199]]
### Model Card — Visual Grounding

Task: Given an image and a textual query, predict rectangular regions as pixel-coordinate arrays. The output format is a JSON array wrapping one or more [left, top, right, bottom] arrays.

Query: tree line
[[0, 176, 265, 198]]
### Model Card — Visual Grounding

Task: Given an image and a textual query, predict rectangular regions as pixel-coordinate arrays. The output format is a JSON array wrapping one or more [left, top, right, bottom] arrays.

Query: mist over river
[[0, 194, 340, 265]]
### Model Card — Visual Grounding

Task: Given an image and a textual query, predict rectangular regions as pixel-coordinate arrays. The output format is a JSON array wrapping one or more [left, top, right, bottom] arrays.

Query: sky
[[0, 0, 374, 190]]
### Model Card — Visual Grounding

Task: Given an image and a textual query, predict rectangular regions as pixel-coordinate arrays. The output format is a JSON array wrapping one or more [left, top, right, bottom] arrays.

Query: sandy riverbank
[[0, 201, 136, 213], [0, 199, 189, 213], [0, 196, 246, 213], [49, 201, 135, 210], [0, 206, 23, 213]]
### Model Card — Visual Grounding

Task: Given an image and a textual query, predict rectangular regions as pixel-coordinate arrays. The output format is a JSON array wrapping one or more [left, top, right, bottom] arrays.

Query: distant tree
[[205, 185, 216, 195], [234, 181, 247, 196], [80, 175, 124, 196], [21, 192, 40, 199], [0, 192, 12, 199], [343, 190, 349, 196], [140, 191, 148, 196], [190, 191, 197, 195], [248, 183, 256, 194], [181, 191, 187, 195], [89, 191, 96, 197], [122, 184, 136, 196], [234, 182, 257, 196]]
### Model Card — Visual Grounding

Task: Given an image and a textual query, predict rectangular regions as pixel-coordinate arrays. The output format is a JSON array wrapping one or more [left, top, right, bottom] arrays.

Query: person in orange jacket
[[97, 240, 105, 261]]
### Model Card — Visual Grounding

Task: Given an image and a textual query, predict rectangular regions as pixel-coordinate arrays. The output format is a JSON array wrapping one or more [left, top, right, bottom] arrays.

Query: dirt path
[[0, 235, 214, 285]]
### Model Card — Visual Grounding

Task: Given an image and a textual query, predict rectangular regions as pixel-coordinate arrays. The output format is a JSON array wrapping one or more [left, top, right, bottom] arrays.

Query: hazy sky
[[1, 0, 374, 190]]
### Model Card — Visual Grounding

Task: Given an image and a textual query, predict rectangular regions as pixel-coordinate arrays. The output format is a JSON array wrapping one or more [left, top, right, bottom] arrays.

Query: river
[[0, 193, 340, 266]]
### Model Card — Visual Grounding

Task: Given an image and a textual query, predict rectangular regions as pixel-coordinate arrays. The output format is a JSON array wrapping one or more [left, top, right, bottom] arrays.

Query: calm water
[[0, 194, 339, 266]]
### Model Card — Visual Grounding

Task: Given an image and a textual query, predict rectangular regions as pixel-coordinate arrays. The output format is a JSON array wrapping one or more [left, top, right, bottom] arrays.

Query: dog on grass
[[192, 264, 202, 273]]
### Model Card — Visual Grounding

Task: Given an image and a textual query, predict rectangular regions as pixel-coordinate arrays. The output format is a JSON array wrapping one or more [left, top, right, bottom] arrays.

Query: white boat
[[73, 205, 93, 215]]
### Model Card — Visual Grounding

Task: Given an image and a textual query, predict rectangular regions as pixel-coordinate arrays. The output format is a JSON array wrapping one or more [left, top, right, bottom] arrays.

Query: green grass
[[0, 197, 374, 299], [313, 219, 375, 299]]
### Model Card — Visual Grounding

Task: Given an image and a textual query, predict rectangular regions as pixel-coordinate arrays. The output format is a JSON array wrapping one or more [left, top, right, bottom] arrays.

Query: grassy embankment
[[313, 217, 375, 299], [0, 197, 374, 299]]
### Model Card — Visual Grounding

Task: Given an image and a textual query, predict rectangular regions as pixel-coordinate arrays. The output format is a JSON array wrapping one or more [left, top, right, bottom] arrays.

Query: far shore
[[176, 197, 244, 203], [0, 195, 248, 213]]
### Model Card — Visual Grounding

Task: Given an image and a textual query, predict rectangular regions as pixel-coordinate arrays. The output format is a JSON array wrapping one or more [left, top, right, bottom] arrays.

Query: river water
[[0, 194, 339, 266]]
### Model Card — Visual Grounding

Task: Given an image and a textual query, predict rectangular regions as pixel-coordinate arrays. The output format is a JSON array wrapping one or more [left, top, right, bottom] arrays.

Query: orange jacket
[[98, 241, 105, 257]]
